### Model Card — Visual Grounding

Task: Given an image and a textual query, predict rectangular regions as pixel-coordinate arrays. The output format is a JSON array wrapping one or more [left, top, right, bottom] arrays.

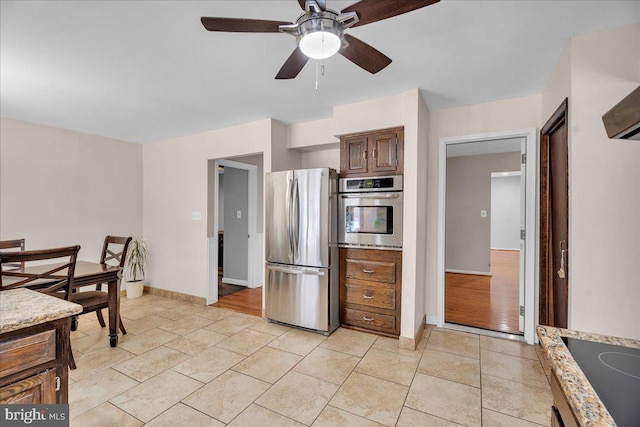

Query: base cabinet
[[550, 370, 579, 427], [0, 317, 72, 404], [339, 248, 402, 337], [0, 370, 56, 404]]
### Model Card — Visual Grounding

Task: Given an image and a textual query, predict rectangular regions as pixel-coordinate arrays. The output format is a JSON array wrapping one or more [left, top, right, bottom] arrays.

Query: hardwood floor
[[218, 282, 246, 297], [445, 249, 521, 334], [212, 286, 263, 318]]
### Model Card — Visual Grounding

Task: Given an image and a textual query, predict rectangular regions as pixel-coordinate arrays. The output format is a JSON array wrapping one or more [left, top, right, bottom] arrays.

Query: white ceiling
[[1, 1, 638, 143]]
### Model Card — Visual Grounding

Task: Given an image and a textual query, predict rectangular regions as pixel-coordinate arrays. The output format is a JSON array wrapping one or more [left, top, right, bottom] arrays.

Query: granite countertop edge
[[537, 325, 640, 427], [0, 288, 83, 334]]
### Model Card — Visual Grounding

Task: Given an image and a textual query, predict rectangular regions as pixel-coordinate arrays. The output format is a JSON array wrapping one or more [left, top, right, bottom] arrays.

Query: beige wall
[[414, 92, 430, 332], [0, 118, 142, 262], [541, 45, 572, 123], [143, 119, 274, 298], [427, 95, 542, 319], [300, 148, 340, 171], [565, 24, 640, 339], [445, 152, 520, 273]]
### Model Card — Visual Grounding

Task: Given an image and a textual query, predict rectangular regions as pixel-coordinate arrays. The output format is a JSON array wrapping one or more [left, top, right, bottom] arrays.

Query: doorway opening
[[438, 128, 537, 344], [207, 155, 263, 317]]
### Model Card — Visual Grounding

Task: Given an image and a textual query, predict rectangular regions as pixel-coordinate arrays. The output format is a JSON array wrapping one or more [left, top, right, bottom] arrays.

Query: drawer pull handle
[[363, 295, 374, 299], [363, 317, 374, 322], [362, 269, 374, 274]]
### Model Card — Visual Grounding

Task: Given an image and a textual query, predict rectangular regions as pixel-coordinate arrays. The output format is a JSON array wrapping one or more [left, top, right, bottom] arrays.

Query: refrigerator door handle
[[266, 264, 325, 276], [286, 178, 294, 259], [293, 178, 300, 259]]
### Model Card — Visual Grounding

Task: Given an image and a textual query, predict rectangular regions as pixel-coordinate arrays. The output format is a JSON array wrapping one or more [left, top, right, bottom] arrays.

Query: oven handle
[[340, 194, 400, 199]]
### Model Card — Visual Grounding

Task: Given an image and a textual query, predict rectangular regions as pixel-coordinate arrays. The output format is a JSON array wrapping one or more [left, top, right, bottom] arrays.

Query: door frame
[[539, 98, 569, 327], [437, 128, 537, 344], [207, 158, 258, 305]]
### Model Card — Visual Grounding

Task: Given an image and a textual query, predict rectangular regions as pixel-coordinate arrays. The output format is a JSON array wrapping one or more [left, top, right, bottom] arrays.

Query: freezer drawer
[[265, 263, 330, 332]]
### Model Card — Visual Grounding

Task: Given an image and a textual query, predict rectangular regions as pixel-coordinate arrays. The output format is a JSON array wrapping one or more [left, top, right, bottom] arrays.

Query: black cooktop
[[562, 337, 640, 426]]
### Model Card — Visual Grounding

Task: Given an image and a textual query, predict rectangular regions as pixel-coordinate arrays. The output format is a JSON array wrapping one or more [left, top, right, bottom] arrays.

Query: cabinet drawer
[[345, 308, 395, 331], [345, 259, 396, 283], [346, 284, 396, 310], [0, 330, 56, 377]]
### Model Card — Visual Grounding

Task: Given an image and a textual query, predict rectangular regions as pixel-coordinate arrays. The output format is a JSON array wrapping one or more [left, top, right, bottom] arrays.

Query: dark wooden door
[[540, 99, 569, 328], [341, 136, 368, 175], [370, 131, 399, 173]]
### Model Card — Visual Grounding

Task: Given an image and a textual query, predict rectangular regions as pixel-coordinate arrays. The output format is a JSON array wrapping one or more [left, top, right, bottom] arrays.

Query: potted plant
[[125, 236, 147, 298]]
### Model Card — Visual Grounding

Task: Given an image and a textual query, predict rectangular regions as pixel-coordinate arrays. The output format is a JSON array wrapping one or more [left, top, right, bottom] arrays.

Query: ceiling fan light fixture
[[299, 30, 341, 59]]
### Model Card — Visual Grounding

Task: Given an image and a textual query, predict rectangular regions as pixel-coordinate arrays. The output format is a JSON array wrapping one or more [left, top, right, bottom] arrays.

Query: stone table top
[[537, 325, 640, 427], [0, 288, 82, 334]]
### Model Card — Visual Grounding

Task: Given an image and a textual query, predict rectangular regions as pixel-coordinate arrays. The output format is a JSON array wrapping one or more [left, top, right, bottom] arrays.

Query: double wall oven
[[338, 175, 403, 250]]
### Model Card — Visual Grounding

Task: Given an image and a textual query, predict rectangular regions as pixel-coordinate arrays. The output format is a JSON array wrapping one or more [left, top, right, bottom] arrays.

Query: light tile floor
[[69, 294, 553, 427]]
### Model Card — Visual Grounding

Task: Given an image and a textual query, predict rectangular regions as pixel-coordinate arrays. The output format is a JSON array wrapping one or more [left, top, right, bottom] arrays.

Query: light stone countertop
[[537, 325, 640, 427], [0, 288, 82, 334]]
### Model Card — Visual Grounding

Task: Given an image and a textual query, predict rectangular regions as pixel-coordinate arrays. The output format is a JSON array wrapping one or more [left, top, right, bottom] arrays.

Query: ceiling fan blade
[[201, 17, 292, 33], [341, 0, 439, 27], [340, 34, 391, 74], [275, 47, 310, 79]]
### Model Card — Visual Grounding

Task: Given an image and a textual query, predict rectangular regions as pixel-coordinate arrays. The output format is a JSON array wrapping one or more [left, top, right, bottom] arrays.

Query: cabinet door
[[370, 131, 400, 173], [0, 370, 56, 404], [341, 136, 368, 175]]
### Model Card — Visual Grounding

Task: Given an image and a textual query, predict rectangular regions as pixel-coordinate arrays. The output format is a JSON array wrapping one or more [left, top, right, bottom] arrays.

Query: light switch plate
[[236, 210, 241, 219], [481, 210, 487, 218], [192, 211, 202, 221]]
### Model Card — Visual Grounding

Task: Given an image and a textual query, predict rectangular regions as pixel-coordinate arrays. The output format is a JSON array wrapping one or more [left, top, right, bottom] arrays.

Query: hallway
[[445, 250, 520, 334]]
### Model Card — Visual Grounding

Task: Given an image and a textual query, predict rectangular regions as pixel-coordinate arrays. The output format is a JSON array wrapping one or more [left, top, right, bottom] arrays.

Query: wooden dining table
[[2, 261, 123, 347]]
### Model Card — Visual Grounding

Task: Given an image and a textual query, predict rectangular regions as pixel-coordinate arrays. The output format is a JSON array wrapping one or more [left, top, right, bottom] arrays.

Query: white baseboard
[[221, 277, 249, 287], [491, 247, 520, 251], [445, 269, 492, 276]]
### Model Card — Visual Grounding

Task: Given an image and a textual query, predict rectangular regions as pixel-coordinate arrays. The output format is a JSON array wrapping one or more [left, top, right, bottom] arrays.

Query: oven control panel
[[339, 175, 403, 193]]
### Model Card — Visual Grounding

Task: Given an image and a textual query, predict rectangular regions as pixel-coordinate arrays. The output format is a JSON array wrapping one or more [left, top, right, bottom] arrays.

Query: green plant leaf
[[126, 236, 148, 282]]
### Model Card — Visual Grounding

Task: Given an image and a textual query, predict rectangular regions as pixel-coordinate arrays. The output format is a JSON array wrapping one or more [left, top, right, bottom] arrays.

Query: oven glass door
[[339, 192, 403, 248]]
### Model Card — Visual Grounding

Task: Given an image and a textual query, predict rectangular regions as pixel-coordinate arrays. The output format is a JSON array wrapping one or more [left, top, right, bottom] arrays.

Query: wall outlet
[[236, 210, 242, 219], [481, 210, 487, 218], [192, 211, 201, 221]]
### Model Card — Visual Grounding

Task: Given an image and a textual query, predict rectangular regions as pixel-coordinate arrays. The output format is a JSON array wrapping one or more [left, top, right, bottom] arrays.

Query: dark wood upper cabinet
[[343, 135, 369, 175], [340, 127, 404, 177]]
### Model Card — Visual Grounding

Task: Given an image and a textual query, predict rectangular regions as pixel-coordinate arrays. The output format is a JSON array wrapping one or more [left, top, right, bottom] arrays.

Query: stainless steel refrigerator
[[265, 168, 339, 335]]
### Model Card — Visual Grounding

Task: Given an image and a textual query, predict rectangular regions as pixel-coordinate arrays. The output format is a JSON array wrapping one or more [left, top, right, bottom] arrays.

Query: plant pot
[[126, 280, 144, 299]]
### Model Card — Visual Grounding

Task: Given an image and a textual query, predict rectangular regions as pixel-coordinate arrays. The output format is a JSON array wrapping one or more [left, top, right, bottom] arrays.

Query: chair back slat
[[99, 236, 132, 268], [0, 238, 26, 270], [0, 245, 80, 299]]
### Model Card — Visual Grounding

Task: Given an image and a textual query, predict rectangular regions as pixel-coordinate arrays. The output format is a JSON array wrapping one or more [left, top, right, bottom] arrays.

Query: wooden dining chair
[[70, 236, 131, 334], [0, 245, 81, 369], [0, 238, 26, 270]]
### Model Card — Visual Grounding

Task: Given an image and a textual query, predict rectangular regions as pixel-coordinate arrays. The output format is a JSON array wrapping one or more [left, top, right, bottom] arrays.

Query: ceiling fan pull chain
[[315, 61, 319, 91]]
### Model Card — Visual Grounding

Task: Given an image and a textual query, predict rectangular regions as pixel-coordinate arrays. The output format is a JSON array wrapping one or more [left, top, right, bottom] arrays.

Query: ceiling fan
[[201, 0, 440, 79]]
